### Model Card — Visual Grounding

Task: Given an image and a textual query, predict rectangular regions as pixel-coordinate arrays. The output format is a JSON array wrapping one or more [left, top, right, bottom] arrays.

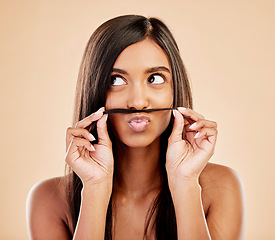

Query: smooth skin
[[26, 38, 245, 240]]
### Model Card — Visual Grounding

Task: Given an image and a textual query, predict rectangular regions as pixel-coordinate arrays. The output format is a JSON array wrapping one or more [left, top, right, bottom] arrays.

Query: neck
[[114, 138, 162, 199]]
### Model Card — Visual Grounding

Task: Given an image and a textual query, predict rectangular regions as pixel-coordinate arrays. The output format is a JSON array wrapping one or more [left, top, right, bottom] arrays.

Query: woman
[[26, 15, 245, 239]]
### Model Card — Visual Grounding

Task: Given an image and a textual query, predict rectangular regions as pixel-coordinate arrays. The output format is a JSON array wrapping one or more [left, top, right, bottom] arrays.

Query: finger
[[189, 119, 217, 131], [177, 107, 205, 123], [72, 137, 95, 152], [66, 127, 96, 141], [66, 138, 95, 164], [75, 107, 105, 129], [168, 109, 185, 143], [194, 127, 218, 144], [97, 114, 111, 147], [66, 127, 96, 151]]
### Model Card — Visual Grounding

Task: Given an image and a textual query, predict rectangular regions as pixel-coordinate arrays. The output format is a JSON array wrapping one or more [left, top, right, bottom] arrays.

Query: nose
[[127, 83, 149, 110]]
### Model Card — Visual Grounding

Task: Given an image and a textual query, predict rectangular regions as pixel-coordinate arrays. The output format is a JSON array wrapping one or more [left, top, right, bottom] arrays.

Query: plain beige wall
[[1, 0, 274, 239]]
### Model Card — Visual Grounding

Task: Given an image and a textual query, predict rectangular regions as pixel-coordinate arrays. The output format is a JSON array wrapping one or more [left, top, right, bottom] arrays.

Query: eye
[[148, 74, 165, 84], [111, 75, 127, 86]]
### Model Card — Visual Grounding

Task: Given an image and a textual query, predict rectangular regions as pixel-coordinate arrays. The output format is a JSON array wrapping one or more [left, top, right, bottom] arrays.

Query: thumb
[[97, 114, 112, 147], [168, 110, 185, 144]]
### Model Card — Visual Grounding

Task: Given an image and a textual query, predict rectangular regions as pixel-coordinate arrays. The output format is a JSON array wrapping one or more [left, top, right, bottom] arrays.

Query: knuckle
[[196, 119, 204, 127], [66, 128, 74, 145], [212, 121, 217, 128], [66, 127, 73, 134], [186, 108, 193, 115], [197, 119, 204, 124]]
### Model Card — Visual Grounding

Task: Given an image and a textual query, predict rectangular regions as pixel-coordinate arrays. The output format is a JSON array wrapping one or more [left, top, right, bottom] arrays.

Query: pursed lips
[[127, 115, 151, 132]]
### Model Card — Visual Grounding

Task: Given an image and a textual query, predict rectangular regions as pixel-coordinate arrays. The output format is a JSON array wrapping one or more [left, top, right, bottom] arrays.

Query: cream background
[[0, 0, 274, 239]]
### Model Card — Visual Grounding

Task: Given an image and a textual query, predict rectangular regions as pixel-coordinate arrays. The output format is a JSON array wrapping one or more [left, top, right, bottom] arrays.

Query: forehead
[[113, 38, 170, 70]]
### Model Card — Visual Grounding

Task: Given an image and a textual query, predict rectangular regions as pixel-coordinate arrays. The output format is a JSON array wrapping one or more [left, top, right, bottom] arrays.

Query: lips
[[128, 115, 151, 132]]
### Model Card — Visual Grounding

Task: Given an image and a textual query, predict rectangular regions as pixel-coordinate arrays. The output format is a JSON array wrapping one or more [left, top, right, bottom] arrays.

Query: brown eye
[[148, 74, 165, 84], [111, 75, 127, 86]]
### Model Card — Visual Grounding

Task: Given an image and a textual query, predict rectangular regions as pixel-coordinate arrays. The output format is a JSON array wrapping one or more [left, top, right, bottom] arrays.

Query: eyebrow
[[111, 66, 170, 75]]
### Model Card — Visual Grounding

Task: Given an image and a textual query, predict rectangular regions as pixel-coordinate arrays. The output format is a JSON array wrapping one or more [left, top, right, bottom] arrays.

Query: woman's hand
[[65, 107, 113, 186], [166, 107, 218, 182]]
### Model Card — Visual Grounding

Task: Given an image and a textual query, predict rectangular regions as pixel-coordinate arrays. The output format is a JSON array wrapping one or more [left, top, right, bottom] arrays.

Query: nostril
[[128, 106, 148, 111], [127, 90, 149, 110]]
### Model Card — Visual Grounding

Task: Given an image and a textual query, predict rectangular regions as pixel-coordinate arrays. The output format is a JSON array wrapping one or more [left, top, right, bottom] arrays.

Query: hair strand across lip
[[103, 108, 192, 124]]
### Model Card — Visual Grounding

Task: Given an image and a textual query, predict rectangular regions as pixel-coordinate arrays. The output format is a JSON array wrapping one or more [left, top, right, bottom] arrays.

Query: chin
[[119, 133, 161, 149]]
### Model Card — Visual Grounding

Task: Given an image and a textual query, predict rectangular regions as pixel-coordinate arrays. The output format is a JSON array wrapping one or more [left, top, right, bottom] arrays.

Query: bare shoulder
[[26, 176, 73, 239], [199, 162, 244, 209], [199, 163, 245, 239], [26, 176, 69, 214], [200, 162, 243, 190]]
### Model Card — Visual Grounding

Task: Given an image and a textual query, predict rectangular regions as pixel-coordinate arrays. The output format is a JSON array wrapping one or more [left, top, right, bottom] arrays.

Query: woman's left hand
[[166, 107, 218, 182]]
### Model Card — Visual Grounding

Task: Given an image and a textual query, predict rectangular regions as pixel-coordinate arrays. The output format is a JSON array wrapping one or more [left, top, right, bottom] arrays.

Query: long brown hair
[[66, 14, 193, 239]]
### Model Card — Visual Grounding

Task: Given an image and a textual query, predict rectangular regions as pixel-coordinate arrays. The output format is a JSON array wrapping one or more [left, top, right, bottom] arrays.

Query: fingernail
[[178, 107, 186, 111], [91, 144, 95, 151], [90, 133, 96, 141], [105, 114, 108, 121], [194, 132, 200, 138], [172, 110, 176, 117], [189, 122, 197, 129], [95, 107, 104, 115]]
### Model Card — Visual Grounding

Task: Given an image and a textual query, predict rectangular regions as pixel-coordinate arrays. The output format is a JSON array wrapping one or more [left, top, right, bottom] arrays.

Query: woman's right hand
[[65, 107, 113, 186]]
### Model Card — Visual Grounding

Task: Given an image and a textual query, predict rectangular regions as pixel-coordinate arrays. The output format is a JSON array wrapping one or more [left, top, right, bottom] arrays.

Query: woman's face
[[105, 38, 173, 148]]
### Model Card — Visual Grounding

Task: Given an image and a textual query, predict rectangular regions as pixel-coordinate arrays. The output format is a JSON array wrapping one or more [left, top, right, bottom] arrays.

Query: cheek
[[105, 92, 127, 109], [107, 114, 127, 139], [153, 85, 173, 108], [158, 112, 172, 131], [105, 93, 113, 109], [108, 114, 121, 128]]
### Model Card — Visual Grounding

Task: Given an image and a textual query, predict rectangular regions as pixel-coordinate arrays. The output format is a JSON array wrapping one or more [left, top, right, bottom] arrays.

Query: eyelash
[[149, 73, 166, 84], [110, 75, 127, 87], [111, 73, 167, 85]]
